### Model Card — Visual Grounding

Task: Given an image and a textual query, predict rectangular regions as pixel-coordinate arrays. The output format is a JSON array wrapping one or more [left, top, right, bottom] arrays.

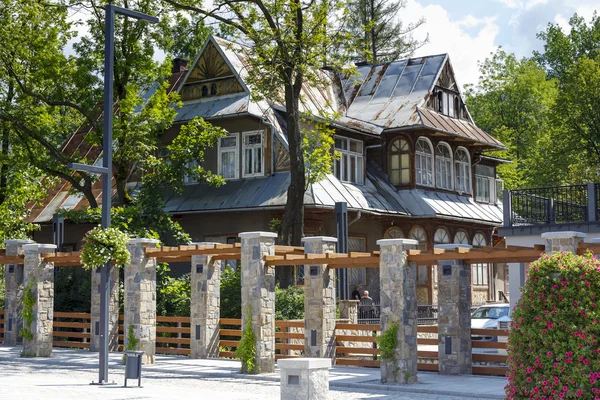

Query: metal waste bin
[[123, 350, 144, 387]]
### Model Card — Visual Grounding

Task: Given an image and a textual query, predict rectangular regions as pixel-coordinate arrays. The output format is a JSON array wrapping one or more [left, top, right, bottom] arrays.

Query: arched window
[[211, 84, 217, 95], [201, 85, 208, 97], [454, 97, 460, 118], [434, 228, 450, 245], [454, 230, 469, 244], [388, 137, 411, 186], [472, 232, 487, 247], [415, 138, 434, 187], [435, 142, 453, 190], [384, 226, 405, 239], [409, 226, 428, 251], [454, 147, 471, 194]]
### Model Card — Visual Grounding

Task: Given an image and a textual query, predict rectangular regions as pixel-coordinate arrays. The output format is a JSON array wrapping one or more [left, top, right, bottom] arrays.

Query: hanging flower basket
[[80, 227, 130, 270]]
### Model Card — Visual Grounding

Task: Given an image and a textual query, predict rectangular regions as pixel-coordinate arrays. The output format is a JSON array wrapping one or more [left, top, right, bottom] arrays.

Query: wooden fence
[[0, 309, 4, 341]]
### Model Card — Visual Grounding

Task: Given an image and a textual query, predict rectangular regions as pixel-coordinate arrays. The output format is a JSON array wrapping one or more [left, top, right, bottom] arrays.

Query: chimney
[[172, 57, 188, 73]]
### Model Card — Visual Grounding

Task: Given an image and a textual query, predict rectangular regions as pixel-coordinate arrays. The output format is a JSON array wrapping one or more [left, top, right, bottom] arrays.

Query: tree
[[342, 0, 427, 64], [163, 0, 350, 258], [465, 50, 560, 189]]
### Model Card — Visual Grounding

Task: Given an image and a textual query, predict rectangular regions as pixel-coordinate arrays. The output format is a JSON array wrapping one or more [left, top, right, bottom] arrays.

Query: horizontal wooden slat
[[472, 341, 507, 349], [54, 312, 91, 319], [157, 316, 190, 323], [219, 340, 240, 347], [471, 329, 509, 336], [53, 341, 90, 349], [156, 347, 191, 355], [0, 328, 4, 334], [53, 321, 88, 329], [219, 351, 236, 358], [219, 318, 242, 325], [418, 326, 438, 333], [335, 358, 379, 367], [417, 338, 438, 345], [275, 343, 304, 351], [472, 366, 507, 376], [417, 351, 438, 358], [275, 332, 304, 340], [335, 335, 376, 343], [418, 363, 439, 371], [0, 309, 4, 315], [336, 347, 379, 355], [275, 321, 304, 328], [472, 353, 508, 363], [336, 323, 380, 331], [220, 329, 242, 337], [53, 331, 90, 339], [156, 337, 189, 345], [156, 326, 189, 334]]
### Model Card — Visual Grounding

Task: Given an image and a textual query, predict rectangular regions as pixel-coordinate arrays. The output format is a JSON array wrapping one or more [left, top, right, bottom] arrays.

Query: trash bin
[[123, 350, 144, 387]]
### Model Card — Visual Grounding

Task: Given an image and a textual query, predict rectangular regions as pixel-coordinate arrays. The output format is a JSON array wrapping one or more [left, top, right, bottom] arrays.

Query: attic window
[[201, 85, 208, 97], [437, 92, 443, 113]]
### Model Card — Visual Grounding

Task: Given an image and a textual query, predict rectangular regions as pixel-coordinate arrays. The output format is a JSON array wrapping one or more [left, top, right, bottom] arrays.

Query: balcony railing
[[503, 183, 600, 227]]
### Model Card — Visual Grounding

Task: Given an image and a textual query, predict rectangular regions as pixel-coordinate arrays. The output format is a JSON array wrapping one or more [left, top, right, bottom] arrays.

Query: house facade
[[28, 36, 508, 306]]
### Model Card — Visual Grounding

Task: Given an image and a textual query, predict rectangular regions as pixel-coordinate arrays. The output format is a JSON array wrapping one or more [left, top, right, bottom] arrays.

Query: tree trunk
[[278, 75, 305, 287], [114, 164, 132, 206], [370, 0, 377, 64]]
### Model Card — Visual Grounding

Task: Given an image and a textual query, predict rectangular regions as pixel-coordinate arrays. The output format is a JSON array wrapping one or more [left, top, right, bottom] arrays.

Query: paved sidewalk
[[0, 346, 506, 399]]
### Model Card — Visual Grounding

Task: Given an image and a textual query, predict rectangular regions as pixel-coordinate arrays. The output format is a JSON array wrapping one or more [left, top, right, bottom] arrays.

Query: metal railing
[[357, 302, 438, 325], [505, 184, 595, 227]]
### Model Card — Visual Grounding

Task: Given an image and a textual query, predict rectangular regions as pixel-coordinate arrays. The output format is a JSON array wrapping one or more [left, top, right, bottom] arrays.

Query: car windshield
[[471, 306, 509, 319]]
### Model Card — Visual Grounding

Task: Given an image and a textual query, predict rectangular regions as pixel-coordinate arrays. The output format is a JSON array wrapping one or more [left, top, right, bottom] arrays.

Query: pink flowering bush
[[505, 252, 600, 399]]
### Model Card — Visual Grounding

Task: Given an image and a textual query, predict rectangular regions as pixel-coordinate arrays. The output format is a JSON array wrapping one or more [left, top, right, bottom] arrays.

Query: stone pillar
[[302, 236, 337, 358], [3, 239, 33, 345], [239, 231, 276, 373], [21, 243, 57, 357], [124, 238, 160, 365], [278, 358, 331, 400], [436, 244, 472, 375], [378, 238, 419, 384], [190, 242, 221, 359], [542, 231, 586, 254], [90, 266, 119, 352], [338, 300, 359, 324]]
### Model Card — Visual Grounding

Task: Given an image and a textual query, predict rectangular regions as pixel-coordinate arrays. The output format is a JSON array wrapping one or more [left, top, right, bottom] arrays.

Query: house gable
[[179, 39, 246, 102]]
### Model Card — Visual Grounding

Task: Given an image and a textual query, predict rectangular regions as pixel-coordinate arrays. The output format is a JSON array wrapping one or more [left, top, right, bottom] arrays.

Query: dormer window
[[243, 131, 264, 177], [415, 137, 434, 187], [435, 142, 453, 190], [437, 91, 443, 113], [334, 136, 364, 184], [388, 137, 411, 186], [201, 85, 208, 97]]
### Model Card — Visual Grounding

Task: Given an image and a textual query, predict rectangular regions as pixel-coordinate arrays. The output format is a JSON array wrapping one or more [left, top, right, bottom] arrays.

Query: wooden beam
[[0, 256, 24, 265], [409, 249, 544, 265]]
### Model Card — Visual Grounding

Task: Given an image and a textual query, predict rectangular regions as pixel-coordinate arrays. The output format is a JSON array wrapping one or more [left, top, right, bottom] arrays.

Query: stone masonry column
[[3, 239, 33, 345], [90, 266, 119, 352], [542, 231, 586, 254], [239, 231, 276, 373], [124, 238, 160, 365], [21, 243, 57, 357], [190, 242, 221, 359], [338, 300, 359, 324], [378, 238, 419, 384], [436, 244, 472, 375], [301, 236, 337, 359]]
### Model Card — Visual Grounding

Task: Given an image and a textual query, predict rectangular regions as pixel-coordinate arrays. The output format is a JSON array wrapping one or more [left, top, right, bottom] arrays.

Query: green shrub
[[275, 284, 304, 320], [236, 312, 258, 373], [377, 321, 398, 361], [220, 268, 241, 319], [19, 280, 35, 341], [505, 252, 600, 398]]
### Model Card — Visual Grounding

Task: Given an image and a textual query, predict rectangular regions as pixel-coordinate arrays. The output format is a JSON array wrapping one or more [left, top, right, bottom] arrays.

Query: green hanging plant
[[236, 311, 258, 374], [377, 321, 399, 361], [80, 226, 130, 270], [123, 324, 140, 364], [19, 280, 35, 341]]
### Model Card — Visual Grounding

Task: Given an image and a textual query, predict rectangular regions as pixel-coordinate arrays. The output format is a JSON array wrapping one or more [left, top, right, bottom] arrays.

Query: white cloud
[[495, 0, 523, 8], [402, 1, 500, 88]]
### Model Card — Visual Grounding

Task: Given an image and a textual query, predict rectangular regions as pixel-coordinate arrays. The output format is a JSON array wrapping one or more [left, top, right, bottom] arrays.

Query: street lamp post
[[68, 5, 157, 385]]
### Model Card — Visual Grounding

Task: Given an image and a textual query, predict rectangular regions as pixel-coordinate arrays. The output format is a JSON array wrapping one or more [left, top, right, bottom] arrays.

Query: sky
[[402, 0, 598, 88]]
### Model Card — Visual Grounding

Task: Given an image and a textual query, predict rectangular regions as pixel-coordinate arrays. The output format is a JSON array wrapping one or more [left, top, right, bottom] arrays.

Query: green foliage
[[157, 268, 191, 317], [236, 312, 258, 374], [80, 227, 131, 270], [0, 273, 4, 309], [302, 118, 339, 188], [377, 321, 398, 361], [123, 324, 140, 364], [54, 267, 91, 312], [220, 268, 242, 319], [505, 252, 600, 398], [19, 280, 35, 341], [275, 285, 304, 321]]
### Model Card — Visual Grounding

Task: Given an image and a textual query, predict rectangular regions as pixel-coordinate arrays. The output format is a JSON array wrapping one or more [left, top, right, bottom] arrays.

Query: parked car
[[471, 304, 510, 342]]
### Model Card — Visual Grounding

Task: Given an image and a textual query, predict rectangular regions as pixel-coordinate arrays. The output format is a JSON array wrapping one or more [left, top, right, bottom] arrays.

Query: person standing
[[351, 285, 361, 301]]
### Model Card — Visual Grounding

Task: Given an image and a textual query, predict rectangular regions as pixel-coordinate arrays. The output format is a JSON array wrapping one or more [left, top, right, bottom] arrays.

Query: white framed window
[[242, 131, 264, 178], [415, 137, 434, 187], [472, 232, 488, 286], [334, 136, 364, 185], [454, 230, 469, 245], [389, 137, 411, 186], [433, 228, 450, 245], [184, 161, 199, 185], [348, 236, 367, 285], [410, 226, 428, 282], [448, 94, 454, 117], [218, 133, 239, 180], [435, 142, 453, 190], [454, 147, 471, 194], [475, 165, 496, 203], [384, 226, 405, 239]]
